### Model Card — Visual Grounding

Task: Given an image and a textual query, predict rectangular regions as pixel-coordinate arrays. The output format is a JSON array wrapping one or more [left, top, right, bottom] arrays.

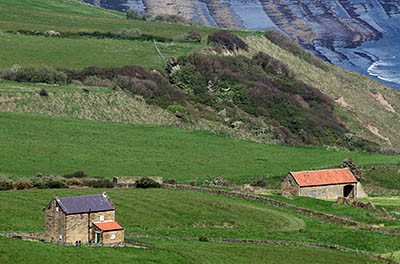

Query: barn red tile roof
[[94, 221, 123, 231], [290, 168, 357, 187]]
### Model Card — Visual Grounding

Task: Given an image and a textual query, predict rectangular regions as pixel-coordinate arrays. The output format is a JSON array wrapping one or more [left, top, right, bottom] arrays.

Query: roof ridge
[[58, 193, 103, 199], [290, 168, 350, 173]]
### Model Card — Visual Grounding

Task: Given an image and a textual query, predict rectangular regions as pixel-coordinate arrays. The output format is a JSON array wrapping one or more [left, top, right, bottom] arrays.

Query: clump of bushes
[[0, 175, 13, 190], [12, 66, 67, 84], [173, 31, 202, 43], [39, 88, 49, 97], [136, 177, 161, 189], [84, 178, 113, 188], [63, 171, 87, 179], [167, 105, 188, 115], [83, 76, 116, 89], [207, 30, 248, 52], [264, 29, 329, 71], [251, 178, 268, 188], [164, 178, 177, 185], [117, 28, 142, 40]]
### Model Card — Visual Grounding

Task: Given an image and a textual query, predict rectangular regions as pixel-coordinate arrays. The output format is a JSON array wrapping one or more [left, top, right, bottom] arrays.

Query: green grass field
[[1, 237, 384, 264], [0, 33, 201, 69], [0, 188, 399, 262], [0, 112, 398, 184]]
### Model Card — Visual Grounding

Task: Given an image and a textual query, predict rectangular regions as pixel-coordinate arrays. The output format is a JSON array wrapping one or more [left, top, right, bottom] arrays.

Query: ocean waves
[[368, 56, 400, 86]]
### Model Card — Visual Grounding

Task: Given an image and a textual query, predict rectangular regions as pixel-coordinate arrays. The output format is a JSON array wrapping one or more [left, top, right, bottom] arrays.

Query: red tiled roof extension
[[290, 168, 357, 187], [94, 221, 123, 231]]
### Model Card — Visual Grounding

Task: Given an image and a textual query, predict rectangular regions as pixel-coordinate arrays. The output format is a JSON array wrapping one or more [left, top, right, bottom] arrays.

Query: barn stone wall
[[299, 183, 356, 200], [280, 174, 300, 195]]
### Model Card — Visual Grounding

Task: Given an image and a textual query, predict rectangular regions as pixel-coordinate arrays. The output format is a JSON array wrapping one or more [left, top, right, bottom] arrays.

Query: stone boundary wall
[[160, 184, 400, 236]]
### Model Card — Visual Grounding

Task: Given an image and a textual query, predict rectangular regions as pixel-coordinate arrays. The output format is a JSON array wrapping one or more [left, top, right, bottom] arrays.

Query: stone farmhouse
[[44, 192, 124, 246], [281, 168, 367, 199]]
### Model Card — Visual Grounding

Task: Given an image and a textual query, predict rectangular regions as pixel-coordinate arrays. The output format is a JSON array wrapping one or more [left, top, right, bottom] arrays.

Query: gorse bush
[[136, 177, 161, 189], [83, 76, 116, 88], [117, 28, 142, 40], [208, 30, 248, 52], [63, 171, 87, 179], [167, 105, 188, 115], [174, 31, 202, 43], [15, 66, 67, 84]]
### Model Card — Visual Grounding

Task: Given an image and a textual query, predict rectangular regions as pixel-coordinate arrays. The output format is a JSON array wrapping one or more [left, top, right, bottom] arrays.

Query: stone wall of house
[[280, 174, 300, 195], [113, 177, 163, 188], [299, 183, 356, 200], [45, 199, 66, 243], [102, 229, 124, 245], [65, 210, 115, 244]]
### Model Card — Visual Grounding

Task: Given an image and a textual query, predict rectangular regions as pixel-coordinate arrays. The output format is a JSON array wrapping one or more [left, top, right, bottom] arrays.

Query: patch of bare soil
[[364, 123, 392, 146], [334, 96, 349, 108], [369, 92, 396, 113]]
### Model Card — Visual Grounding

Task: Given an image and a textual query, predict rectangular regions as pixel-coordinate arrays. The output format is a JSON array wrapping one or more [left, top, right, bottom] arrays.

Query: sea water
[[368, 56, 400, 87]]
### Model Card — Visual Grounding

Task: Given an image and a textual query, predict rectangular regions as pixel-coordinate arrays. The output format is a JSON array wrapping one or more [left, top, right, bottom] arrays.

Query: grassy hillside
[[0, 188, 399, 260], [242, 34, 400, 152], [0, 34, 200, 69], [0, 0, 213, 37], [0, 112, 397, 184]]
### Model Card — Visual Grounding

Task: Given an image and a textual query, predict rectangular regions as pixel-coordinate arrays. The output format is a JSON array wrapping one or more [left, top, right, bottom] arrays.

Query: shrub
[[13, 180, 32, 190], [126, 9, 142, 20], [83, 76, 116, 88], [174, 31, 202, 43], [154, 14, 189, 25], [165, 178, 177, 184], [66, 178, 83, 186], [0, 64, 20, 81], [63, 171, 87, 179], [45, 181, 68, 189], [251, 178, 268, 188], [189, 179, 197, 186], [117, 28, 142, 40], [136, 177, 161, 189], [84, 178, 113, 188], [15, 66, 67, 84], [167, 105, 188, 115], [199, 236, 209, 242], [0, 180, 12, 190], [39, 88, 49, 97], [207, 30, 248, 52]]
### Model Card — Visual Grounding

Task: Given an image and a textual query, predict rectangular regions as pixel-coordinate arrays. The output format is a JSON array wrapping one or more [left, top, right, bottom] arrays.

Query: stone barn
[[44, 192, 124, 246], [281, 168, 367, 200]]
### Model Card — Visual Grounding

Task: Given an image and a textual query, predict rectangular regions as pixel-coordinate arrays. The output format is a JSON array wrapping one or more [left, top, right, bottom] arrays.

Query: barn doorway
[[343, 185, 354, 198]]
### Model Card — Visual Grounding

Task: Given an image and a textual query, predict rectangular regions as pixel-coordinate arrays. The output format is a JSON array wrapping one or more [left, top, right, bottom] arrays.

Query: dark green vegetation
[[0, 112, 397, 184], [0, 188, 398, 262], [168, 53, 376, 149], [362, 164, 400, 194]]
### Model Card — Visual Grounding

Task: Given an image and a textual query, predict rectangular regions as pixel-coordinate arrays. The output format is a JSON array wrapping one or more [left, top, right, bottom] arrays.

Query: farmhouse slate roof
[[94, 221, 124, 231], [290, 168, 357, 187], [56, 193, 115, 215]]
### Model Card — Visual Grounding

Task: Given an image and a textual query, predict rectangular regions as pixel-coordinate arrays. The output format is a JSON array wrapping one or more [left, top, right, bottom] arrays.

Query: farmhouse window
[[59, 235, 62, 240], [56, 206, 59, 212], [111, 233, 116, 240], [288, 180, 292, 185], [100, 215, 104, 221]]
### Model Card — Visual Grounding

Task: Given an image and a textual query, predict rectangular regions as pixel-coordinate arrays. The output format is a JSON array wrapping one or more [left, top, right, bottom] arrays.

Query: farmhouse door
[[96, 232, 101, 244]]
